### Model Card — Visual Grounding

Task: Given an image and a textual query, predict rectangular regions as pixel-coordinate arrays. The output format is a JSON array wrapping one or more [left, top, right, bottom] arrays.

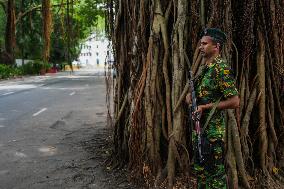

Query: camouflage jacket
[[195, 55, 238, 140]]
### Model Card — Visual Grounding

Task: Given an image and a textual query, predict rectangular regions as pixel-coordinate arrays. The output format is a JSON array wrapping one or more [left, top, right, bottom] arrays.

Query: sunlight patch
[[39, 146, 57, 156], [0, 84, 37, 90]]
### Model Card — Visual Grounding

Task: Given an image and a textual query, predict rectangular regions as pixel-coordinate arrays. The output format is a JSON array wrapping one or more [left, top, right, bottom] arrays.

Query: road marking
[[1, 92, 14, 96], [0, 125, 5, 128], [33, 108, 47, 117], [0, 85, 37, 90], [15, 152, 27, 158], [69, 92, 76, 96]]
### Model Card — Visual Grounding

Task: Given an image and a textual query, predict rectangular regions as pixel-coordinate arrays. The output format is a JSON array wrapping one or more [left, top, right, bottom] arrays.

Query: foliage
[[0, 60, 50, 78], [16, 1, 43, 60], [0, 7, 5, 49], [0, 0, 105, 66], [48, 0, 106, 64], [75, 0, 105, 32], [20, 60, 50, 75], [0, 64, 22, 79]]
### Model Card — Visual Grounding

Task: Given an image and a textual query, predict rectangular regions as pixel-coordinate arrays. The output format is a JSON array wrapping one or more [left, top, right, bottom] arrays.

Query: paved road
[[0, 71, 117, 189]]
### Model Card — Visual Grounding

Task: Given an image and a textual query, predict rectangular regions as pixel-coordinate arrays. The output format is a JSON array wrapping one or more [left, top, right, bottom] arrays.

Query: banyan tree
[[106, 0, 284, 188]]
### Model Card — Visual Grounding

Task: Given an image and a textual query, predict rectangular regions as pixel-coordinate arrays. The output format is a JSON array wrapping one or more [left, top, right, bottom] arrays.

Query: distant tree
[[42, 0, 52, 63], [4, 0, 15, 64], [0, 0, 105, 65], [0, 4, 6, 50]]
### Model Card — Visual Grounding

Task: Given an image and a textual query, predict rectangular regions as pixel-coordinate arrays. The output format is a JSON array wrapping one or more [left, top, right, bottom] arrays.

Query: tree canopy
[[0, 0, 105, 65]]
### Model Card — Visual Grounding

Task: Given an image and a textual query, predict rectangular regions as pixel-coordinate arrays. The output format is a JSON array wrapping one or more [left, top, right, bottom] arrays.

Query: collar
[[206, 55, 221, 68]]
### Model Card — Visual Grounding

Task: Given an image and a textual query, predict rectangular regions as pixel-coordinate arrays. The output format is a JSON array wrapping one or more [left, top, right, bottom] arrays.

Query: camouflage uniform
[[192, 55, 238, 189]]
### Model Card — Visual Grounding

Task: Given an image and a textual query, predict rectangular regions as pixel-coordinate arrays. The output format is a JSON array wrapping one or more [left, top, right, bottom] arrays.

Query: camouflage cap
[[201, 28, 227, 44]]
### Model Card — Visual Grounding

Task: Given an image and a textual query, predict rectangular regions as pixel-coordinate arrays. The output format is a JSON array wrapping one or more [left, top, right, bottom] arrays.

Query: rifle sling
[[201, 96, 222, 135]]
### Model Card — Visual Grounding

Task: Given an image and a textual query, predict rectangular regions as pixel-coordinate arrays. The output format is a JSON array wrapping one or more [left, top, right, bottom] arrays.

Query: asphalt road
[[0, 70, 117, 189]]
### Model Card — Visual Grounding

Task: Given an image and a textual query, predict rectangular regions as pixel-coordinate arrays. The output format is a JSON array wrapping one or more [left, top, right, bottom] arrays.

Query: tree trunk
[[4, 0, 16, 64], [42, 0, 52, 63]]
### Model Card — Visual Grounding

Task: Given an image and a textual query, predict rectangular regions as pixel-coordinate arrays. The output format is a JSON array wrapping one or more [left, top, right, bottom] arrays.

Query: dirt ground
[[31, 109, 138, 189], [60, 124, 135, 189], [16, 113, 136, 189]]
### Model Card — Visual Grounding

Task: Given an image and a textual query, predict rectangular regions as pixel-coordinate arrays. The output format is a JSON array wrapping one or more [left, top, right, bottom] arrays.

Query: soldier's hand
[[185, 93, 192, 104], [196, 106, 203, 115], [193, 105, 205, 120]]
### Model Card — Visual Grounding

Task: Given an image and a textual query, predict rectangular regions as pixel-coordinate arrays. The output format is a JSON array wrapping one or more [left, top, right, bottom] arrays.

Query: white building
[[73, 33, 114, 69]]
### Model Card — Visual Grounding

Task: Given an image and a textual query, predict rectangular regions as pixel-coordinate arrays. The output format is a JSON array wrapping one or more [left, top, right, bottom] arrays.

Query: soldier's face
[[199, 36, 218, 58]]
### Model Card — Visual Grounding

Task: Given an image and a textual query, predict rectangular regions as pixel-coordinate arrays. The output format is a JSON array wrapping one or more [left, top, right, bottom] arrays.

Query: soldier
[[186, 28, 240, 188]]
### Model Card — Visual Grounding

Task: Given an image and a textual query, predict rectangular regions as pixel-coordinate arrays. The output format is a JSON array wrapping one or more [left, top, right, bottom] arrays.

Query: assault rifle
[[189, 71, 204, 163]]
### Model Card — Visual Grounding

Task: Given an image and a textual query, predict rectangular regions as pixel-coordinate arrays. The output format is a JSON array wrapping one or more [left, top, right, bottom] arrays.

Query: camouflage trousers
[[192, 136, 227, 189]]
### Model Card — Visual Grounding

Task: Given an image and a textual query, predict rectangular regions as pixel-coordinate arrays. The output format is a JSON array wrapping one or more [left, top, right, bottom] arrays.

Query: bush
[[0, 64, 21, 79], [21, 61, 35, 75], [33, 60, 45, 73], [20, 60, 51, 75], [0, 60, 53, 79]]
